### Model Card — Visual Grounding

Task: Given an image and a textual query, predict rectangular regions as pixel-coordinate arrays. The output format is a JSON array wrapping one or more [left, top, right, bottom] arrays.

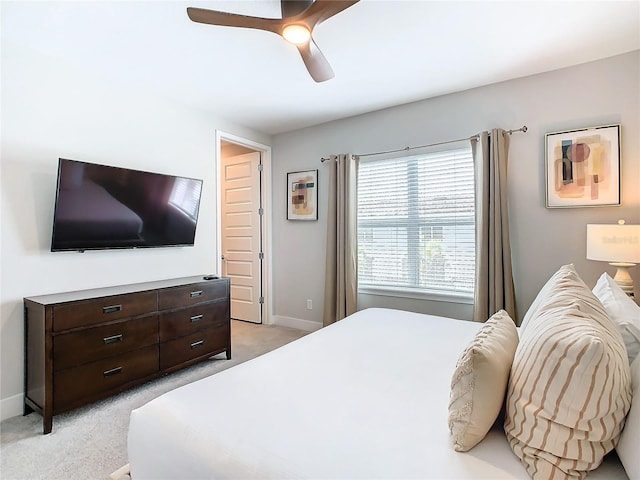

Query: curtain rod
[[320, 125, 527, 162]]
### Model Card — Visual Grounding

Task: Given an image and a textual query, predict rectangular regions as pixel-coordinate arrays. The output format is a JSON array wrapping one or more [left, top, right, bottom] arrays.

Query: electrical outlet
[[306, 299, 313, 310]]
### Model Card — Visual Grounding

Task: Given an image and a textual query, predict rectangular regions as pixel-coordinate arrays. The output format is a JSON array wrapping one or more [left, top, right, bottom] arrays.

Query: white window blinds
[[169, 178, 202, 220], [357, 147, 475, 297]]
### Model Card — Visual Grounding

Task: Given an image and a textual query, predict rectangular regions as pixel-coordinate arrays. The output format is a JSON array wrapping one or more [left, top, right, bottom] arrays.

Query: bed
[[126, 302, 634, 479]]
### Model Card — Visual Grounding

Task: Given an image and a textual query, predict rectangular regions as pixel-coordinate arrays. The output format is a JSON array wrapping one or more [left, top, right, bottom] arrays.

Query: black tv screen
[[51, 159, 203, 252]]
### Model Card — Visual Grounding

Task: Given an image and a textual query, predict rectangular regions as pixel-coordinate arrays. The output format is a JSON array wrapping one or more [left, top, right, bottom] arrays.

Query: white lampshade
[[587, 220, 640, 297], [587, 222, 640, 263]]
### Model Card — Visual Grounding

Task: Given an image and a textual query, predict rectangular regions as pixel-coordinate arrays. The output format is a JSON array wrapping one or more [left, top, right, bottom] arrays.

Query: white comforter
[[127, 308, 627, 479]]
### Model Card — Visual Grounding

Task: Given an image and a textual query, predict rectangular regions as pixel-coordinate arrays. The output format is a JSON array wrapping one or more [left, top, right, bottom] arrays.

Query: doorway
[[217, 132, 271, 324]]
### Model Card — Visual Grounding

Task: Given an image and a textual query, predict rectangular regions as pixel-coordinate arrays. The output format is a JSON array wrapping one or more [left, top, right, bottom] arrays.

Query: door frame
[[215, 130, 273, 325]]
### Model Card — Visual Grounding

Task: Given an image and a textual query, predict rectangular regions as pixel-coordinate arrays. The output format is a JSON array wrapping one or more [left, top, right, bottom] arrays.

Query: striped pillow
[[504, 264, 631, 479]]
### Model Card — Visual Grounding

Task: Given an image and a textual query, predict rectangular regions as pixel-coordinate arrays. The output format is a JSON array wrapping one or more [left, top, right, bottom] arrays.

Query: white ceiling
[[3, 1, 639, 135]]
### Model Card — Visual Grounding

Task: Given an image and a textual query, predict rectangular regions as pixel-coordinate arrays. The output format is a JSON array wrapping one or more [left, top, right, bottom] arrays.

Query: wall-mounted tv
[[51, 158, 204, 252]]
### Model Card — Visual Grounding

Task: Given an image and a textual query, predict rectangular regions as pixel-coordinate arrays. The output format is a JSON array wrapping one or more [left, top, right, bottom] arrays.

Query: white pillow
[[617, 354, 640, 480], [505, 264, 632, 479], [593, 272, 640, 364], [448, 310, 519, 452]]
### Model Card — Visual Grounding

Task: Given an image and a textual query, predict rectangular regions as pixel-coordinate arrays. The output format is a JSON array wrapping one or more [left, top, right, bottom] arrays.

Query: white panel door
[[221, 152, 262, 323]]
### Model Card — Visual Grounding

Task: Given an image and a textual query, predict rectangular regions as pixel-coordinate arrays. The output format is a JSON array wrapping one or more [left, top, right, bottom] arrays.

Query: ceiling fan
[[187, 0, 360, 82]]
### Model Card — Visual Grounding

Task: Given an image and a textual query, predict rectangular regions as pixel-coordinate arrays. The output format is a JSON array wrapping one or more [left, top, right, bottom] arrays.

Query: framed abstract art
[[287, 169, 318, 220], [545, 124, 621, 208]]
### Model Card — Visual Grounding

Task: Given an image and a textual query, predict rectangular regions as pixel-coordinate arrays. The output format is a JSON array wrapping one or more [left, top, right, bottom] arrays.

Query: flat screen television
[[51, 158, 203, 252]]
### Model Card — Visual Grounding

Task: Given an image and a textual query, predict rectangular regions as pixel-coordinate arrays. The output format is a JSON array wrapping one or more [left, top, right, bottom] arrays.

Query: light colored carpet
[[0, 320, 308, 480]]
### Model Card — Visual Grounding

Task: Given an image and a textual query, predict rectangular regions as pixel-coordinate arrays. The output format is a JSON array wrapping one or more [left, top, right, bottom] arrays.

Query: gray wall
[[271, 51, 640, 326]]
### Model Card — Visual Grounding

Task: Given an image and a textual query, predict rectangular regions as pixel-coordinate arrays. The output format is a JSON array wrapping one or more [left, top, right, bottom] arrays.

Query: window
[[357, 148, 475, 299], [169, 178, 202, 220]]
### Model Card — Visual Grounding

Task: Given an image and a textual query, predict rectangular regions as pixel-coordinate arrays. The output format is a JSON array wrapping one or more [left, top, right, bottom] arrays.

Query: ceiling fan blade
[[296, 37, 335, 82], [295, 0, 360, 29], [187, 7, 283, 35]]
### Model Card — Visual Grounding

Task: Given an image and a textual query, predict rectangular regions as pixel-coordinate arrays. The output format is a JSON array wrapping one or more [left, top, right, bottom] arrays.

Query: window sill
[[358, 285, 474, 305]]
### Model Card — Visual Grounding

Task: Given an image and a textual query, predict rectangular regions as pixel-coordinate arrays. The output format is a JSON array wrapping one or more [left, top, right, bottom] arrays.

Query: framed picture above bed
[[287, 169, 318, 220], [545, 124, 621, 208]]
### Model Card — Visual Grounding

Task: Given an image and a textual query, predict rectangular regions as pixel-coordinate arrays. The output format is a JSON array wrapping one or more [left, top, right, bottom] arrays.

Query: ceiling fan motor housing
[[281, 0, 314, 18]]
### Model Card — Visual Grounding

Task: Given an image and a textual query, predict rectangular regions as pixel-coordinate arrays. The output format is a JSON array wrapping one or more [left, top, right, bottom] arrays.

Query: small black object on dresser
[[24, 276, 230, 434]]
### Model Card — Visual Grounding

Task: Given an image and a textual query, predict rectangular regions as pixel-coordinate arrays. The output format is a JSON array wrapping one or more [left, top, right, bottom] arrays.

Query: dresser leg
[[43, 409, 53, 434], [43, 417, 52, 434]]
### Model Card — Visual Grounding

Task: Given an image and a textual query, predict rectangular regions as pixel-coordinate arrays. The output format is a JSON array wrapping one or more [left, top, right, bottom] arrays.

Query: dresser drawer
[[53, 291, 158, 331], [53, 316, 158, 371], [160, 325, 228, 370], [54, 345, 158, 410], [159, 304, 228, 342], [158, 280, 228, 310]]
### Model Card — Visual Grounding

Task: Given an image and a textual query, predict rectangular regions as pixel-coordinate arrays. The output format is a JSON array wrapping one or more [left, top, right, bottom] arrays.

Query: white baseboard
[[1, 393, 24, 421], [271, 315, 322, 332]]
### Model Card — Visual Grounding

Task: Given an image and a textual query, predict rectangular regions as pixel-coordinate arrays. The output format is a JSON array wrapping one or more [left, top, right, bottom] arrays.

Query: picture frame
[[545, 124, 621, 208], [287, 169, 318, 220]]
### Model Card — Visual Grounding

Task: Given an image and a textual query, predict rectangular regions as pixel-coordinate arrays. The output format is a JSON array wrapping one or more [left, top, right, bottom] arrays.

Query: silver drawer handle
[[190, 314, 203, 323], [102, 304, 122, 314], [190, 340, 204, 349], [103, 334, 123, 345], [103, 366, 122, 377], [189, 291, 203, 298]]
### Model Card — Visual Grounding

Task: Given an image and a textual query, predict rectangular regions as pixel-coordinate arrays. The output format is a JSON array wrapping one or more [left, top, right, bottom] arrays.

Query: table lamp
[[587, 220, 640, 297]]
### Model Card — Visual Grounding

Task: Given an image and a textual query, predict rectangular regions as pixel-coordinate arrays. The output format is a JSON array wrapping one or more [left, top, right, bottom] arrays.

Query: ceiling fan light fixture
[[282, 24, 311, 45], [186, 1, 361, 81]]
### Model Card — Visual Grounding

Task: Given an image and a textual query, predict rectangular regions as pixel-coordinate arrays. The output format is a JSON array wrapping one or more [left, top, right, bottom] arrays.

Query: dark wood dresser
[[24, 275, 230, 434]]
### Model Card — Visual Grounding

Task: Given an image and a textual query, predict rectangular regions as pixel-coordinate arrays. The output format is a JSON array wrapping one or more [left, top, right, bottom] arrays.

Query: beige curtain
[[322, 154, 359, 327], [471, 130, 516, 323]]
